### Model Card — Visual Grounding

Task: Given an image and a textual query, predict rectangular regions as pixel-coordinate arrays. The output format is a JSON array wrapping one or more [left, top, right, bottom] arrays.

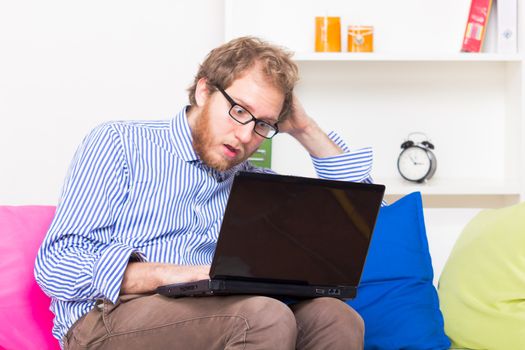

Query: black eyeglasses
[[216, 87, 279, 139]]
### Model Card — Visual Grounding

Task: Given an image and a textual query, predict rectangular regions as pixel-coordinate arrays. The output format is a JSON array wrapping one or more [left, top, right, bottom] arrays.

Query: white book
[[496, 0, 518, 54]]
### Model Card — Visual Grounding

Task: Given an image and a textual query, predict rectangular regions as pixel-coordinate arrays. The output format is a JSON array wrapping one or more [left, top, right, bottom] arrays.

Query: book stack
[[248, 139, 272, 169], [461, 0, 517, 53]]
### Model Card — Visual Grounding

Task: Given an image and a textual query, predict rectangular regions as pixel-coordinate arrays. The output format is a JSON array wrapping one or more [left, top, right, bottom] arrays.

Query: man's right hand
[[121, 262, 210, 295]]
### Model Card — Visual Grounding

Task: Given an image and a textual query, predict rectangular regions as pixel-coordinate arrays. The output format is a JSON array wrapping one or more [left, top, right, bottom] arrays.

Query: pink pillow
[[0, 206, 59, 350]]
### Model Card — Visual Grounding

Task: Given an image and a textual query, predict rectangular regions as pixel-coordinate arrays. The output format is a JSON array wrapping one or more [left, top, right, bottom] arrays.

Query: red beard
[[191, 103, 247, 172]]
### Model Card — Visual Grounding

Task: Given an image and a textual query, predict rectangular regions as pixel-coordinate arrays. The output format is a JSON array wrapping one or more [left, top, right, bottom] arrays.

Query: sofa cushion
[[347, 192, 450, 350], [438, 201, 525, 349], [0, 206, 59, 350]]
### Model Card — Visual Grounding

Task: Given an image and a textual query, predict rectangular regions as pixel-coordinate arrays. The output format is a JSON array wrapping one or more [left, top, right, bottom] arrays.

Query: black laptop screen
[[210, 172, 385, 287]]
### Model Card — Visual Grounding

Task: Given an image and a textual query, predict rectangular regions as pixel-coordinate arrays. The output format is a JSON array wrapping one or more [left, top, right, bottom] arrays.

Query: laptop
[[156, 171, 385, 300]]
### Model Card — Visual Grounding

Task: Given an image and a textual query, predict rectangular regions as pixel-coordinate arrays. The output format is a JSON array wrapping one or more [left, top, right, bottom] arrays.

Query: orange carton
[[315, 16, 341, 52], [347, 25, 374, 52]]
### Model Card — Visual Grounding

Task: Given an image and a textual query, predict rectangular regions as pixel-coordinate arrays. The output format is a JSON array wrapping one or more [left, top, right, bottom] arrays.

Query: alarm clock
[[397, 132, 437, 183]]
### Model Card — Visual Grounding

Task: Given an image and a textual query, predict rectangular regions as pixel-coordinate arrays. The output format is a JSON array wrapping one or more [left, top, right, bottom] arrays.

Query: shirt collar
[[170, 106, 199, 162]]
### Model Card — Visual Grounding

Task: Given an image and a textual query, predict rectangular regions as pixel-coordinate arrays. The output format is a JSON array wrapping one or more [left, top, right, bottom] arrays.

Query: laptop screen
[[210, 171, 385, 287]]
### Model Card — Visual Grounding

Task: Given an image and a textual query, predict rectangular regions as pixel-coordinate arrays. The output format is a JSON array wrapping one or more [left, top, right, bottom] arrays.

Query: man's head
[[187, 37, 299, 172], [188, 36, 299, 121]]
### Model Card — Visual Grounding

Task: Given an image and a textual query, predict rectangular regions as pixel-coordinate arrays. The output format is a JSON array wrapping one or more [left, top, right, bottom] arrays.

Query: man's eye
[[233, 105, 247, 116], [255, 121, 271, 130]]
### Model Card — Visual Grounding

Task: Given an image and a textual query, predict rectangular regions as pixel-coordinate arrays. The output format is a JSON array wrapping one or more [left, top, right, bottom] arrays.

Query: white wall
[[0, 0, 225, 204]]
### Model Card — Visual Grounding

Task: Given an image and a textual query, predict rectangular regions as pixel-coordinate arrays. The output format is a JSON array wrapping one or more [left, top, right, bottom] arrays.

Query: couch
[[0, 205, 58, 350], [1, 193, 523, 350]]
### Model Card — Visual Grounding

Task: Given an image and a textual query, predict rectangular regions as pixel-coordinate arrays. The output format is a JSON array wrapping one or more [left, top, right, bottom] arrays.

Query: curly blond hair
[[188, 36, 299, 121]]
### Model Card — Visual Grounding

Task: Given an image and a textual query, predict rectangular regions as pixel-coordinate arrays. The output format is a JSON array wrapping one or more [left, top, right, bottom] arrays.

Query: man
[[35, 37, 374, 349]]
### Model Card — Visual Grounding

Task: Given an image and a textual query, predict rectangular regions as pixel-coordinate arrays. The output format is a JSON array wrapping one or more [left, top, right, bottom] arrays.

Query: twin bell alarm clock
[[397, 132, 437, 183]]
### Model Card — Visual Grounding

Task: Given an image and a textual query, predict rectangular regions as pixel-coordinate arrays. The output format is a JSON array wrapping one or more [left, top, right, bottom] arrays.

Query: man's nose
[[234, 122, 254, 144]]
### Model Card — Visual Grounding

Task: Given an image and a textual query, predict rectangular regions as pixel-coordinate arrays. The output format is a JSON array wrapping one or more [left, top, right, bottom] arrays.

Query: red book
[[461, 0, 493, 52]]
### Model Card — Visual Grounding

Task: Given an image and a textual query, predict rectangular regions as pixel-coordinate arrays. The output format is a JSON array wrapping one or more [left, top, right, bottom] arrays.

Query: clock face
[[397, 146, 432, 182]]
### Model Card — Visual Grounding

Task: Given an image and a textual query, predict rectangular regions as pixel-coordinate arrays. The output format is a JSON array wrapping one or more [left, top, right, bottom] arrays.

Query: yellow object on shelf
[[315, 16, 341, 52], [347, 25, 374, 52]]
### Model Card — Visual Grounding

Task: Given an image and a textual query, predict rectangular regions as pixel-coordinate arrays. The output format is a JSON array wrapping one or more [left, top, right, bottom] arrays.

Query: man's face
[[189, 67, 284, 172]]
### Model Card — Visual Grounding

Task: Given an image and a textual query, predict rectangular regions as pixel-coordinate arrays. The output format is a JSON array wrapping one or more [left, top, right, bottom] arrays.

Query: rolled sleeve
[[311, 131, 373, 182], [34, 123, 133, 303], [93, 243, 147, 303]]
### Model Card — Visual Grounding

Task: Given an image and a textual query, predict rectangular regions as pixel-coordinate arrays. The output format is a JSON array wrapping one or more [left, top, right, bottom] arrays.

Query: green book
[[248, 139, 272, 169]]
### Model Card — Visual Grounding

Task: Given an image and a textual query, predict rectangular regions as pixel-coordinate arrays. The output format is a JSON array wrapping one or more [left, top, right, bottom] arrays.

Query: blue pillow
[[347, 192, 450, 350]]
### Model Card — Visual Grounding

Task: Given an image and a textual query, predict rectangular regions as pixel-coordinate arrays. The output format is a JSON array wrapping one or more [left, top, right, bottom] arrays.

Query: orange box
[[347, 25, 374, 52], [315, 16, 341, 52]]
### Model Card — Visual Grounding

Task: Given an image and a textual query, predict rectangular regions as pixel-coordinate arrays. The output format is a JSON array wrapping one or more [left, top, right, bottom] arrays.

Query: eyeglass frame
[[215, 86, 279, 139]]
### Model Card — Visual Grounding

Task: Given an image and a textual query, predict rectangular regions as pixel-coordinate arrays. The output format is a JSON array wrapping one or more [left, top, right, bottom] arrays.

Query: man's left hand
[[278, 95, 343, 158]]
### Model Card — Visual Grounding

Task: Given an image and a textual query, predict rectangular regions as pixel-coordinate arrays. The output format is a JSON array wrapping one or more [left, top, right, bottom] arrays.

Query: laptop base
[[156, 279, 356, 300]]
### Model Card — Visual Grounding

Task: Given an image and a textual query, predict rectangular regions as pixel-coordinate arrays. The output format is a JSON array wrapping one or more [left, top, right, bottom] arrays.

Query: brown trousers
[[64, 294, 364, 350]]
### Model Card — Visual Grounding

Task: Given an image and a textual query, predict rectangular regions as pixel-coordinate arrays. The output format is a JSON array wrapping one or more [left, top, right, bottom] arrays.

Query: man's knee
[[292, 297, 364, 349], [325, 298, 363, 330], [238, 296, 297, 348], [325, 300, 364, 349], [338, 301, 365, 337]]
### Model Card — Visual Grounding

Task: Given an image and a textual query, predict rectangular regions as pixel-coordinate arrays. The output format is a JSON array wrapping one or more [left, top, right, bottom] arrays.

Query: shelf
[[226, 0, 525, 208], [293, 52, 523, 62], [375, 178, 521, 196]]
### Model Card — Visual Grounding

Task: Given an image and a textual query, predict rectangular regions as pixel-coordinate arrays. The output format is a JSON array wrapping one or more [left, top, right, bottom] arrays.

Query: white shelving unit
[[225, 0, 524, 208], [293, 52, 523, 62]]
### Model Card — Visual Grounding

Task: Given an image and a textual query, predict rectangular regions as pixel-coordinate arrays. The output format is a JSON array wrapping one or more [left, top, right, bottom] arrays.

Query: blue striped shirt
[[34, 106, 374, 344]]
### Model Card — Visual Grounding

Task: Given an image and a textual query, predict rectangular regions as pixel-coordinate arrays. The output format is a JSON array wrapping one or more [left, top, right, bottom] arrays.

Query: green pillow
[[438, 202, 525, 349]]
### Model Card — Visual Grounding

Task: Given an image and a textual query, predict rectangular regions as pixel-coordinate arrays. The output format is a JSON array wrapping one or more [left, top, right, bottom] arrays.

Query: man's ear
[[195, 78, 210, 107]]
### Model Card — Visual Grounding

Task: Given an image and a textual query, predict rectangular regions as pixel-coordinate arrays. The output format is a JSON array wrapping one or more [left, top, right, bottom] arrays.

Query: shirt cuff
[[311, 131, 373, 182], [92, 243, 147, 303]]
